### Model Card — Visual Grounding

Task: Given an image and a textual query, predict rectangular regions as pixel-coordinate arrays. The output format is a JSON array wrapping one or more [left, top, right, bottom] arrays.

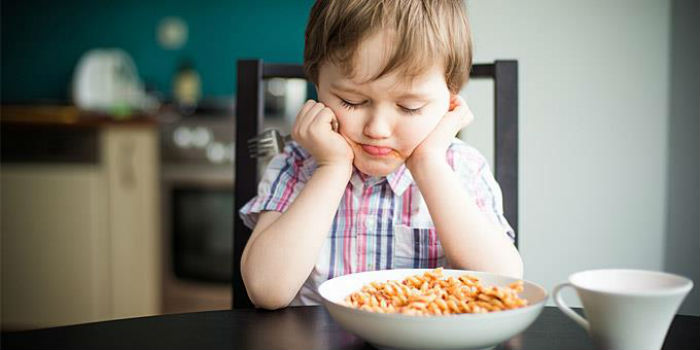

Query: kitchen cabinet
[[1, 121, 161, 330]]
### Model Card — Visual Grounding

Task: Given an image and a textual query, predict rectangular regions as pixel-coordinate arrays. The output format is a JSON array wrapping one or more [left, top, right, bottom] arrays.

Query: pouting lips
[[360, 144, 393, 156]]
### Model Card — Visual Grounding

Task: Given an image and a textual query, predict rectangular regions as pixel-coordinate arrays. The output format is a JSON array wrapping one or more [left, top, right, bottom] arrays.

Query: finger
[[432, 118, 461, 141], [449, 94, 459, 111], [462, 104, 474, 128], [331, 117, 339, 132], [455, 104, 474, 129], [292, 100, 317, 136], [447, 96, 473, 129], [450, 95, 466, 111], [299, 102, 327, 135], [311, 107, 338, 133], [433, 109, 472, 141], [446, 107, 472, 132], [298, 99, 316, 120]]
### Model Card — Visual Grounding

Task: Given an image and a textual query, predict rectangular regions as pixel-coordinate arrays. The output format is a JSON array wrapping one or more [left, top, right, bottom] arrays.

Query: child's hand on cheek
[[292, 100, 354, 170], [406, 95, 473, 171]]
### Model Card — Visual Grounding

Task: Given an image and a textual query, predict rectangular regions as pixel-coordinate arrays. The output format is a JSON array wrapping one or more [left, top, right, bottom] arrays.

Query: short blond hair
[[304, 0, 472, 94]]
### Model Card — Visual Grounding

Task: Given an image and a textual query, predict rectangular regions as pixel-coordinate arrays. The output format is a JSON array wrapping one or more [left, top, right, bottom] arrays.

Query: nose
[[363, 113, 392, 140]]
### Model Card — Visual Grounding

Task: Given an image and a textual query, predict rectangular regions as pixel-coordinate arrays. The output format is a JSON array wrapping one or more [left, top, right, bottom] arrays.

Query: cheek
[[334, 110, 359, 137], [398, 126, 427, 149], [396, 116, 442, 152]]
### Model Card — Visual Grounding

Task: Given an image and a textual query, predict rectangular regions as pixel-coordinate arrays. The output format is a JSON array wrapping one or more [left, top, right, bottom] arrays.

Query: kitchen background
[[1, 0, 314, 102], [1, 0, 698, 330]]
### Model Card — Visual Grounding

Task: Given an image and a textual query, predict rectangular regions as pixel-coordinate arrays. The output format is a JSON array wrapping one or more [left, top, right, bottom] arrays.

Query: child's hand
[[292, 100, 354, 169], [406, 95, 473, 171]]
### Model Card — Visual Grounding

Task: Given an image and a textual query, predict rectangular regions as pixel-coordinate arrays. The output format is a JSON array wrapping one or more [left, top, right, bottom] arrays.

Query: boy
[[240, 0, 523, 309]]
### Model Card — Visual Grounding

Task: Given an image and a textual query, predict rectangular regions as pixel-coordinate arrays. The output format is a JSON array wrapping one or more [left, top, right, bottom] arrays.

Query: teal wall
[[1, 0, 315, 103]]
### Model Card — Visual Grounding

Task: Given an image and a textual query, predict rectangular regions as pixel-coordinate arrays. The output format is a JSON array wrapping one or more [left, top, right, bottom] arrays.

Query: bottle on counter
[[173, 59, 201, 115]]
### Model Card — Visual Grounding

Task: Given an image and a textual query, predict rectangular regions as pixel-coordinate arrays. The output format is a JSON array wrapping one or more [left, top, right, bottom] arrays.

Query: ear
[[448, 94, 458, 112]]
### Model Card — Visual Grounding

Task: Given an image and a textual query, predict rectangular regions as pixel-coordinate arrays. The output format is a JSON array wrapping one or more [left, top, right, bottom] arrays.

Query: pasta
[[344, 268, 528, 315]]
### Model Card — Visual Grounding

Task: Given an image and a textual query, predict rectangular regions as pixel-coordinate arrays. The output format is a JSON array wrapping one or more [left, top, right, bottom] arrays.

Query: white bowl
[[319, 269, 548, 350]]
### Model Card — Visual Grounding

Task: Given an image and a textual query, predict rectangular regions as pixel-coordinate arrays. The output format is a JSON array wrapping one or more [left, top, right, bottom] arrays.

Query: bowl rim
[[318, 268, 549, 320]]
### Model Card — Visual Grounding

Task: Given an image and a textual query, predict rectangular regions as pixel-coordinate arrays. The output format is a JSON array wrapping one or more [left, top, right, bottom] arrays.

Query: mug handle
[[552, 282, 590, 332]]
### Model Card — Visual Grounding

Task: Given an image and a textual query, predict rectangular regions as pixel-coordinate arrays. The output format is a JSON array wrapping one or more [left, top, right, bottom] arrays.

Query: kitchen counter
[[1, 105, 159, 128], [1, 105, 162, 329]]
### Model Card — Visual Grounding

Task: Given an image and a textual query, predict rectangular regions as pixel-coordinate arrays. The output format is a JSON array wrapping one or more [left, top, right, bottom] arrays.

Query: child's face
[[317, 31, 452, 177]]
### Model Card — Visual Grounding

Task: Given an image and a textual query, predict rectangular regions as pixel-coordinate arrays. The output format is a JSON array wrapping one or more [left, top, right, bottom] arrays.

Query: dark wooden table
[[2, 306, 698, 349]]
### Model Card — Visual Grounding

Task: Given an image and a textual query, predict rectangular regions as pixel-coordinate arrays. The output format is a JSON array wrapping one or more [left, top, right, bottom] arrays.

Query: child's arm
[[241, 100, 353, 309], [406, 96, 523, 278]]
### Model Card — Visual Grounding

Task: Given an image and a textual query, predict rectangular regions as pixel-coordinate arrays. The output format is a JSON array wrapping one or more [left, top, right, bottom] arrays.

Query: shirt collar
[[349, 164, 413, 196]]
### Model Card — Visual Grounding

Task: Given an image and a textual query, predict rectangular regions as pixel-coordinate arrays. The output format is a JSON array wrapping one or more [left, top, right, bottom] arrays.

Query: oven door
[[171, 185, 233, 282], [161, 165, 233, 312]]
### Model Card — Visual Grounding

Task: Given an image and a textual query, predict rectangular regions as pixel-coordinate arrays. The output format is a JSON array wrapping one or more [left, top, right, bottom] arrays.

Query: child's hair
[[304, 0, 472, 94]]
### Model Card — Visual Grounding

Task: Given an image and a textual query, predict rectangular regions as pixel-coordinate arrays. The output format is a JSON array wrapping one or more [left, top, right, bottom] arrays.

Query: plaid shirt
[[240, 138, 514, 305]]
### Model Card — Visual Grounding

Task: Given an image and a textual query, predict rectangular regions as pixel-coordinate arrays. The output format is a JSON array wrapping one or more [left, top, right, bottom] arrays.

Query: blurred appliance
[[72, 48, 157, 113], [159, 110, 235, 313]]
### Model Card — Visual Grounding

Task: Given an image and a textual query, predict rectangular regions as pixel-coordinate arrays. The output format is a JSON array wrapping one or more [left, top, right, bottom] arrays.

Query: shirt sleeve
[[238, 142, 312, 229], [447, 139, 516, 243]]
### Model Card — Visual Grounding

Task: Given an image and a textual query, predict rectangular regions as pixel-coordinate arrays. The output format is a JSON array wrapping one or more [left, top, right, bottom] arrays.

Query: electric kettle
[[72, 48, 157, 113]]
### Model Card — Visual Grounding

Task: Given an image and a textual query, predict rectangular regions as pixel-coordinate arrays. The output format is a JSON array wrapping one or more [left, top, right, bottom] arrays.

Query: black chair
[[233, 59, 518, 309]]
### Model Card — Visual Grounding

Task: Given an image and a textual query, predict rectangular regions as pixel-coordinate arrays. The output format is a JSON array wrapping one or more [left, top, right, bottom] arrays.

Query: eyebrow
[[330, 83, 431, 101]]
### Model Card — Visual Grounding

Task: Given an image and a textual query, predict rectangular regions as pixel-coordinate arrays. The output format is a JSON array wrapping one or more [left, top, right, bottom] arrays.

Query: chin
[[347, 140, 407, 177], [353, 157, 402, 177]]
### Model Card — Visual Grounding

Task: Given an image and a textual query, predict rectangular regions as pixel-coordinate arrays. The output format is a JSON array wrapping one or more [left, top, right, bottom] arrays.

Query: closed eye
[[339, 98, 366, 110], [399, 105, 423, 115], [339, 96, 423, 116]]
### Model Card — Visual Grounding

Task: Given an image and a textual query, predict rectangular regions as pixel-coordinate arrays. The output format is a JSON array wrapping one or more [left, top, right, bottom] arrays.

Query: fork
[[247, 129, 292, 158]]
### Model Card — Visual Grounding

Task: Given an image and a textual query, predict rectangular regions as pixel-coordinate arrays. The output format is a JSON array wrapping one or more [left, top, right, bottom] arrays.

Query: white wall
[[461, 0, 699, 315]]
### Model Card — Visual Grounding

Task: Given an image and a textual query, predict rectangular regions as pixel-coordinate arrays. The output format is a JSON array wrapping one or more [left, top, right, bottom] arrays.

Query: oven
[[157, 80, 303, 313], [159, 111, 234, 313]]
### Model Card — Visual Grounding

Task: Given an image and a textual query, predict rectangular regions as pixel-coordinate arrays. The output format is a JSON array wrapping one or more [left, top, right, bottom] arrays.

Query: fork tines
[[247, 129, 284, 158]]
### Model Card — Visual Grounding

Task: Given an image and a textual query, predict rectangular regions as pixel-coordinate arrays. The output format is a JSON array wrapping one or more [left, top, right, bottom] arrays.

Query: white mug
[[553, 269, 692, 350]]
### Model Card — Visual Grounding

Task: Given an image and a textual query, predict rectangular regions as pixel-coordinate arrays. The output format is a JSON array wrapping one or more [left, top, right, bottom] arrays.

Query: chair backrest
[[233, 59, 518, 309]]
